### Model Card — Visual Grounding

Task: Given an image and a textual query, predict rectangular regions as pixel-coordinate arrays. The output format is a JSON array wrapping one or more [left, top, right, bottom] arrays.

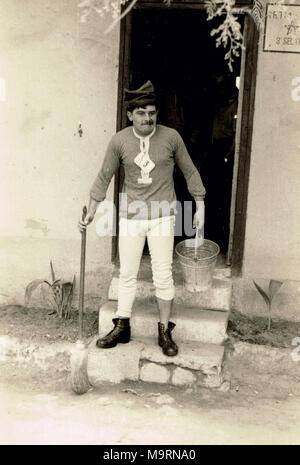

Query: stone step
[[87, 336, 225, 388], [108, 276, 232, 312], [99, 298, 229, 345]]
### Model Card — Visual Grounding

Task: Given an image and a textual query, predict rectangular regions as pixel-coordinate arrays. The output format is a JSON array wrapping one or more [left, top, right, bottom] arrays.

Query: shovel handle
[[79, 206, 87, 340]]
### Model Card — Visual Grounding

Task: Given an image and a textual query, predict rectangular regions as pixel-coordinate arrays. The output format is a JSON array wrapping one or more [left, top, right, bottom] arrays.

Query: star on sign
[[284, 20, 299, 35]]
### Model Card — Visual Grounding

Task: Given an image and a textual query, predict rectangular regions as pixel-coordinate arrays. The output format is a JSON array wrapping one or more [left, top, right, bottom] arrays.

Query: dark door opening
[[129, 8, 243, 257]]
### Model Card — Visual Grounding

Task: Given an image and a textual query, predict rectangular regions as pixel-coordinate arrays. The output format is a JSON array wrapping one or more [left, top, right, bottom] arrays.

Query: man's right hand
[[78, 210, 95, 233]]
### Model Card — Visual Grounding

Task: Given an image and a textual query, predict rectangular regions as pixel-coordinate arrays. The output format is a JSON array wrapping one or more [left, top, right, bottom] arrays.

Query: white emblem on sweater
[[133, 127, 156, 184]]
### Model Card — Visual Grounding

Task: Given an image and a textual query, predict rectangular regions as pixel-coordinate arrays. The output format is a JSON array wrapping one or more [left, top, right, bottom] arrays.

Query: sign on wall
[[264, 3, 300, 53]]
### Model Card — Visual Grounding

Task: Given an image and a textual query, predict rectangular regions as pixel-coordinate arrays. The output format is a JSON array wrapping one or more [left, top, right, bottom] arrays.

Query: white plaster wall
[[243, 1, 300, 281], [0, 0, 119, 305]]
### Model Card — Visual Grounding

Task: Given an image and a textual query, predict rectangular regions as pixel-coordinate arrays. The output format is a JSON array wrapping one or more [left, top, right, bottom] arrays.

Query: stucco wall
[[243, 0, 300, 281], [0, 0, 119, 306]]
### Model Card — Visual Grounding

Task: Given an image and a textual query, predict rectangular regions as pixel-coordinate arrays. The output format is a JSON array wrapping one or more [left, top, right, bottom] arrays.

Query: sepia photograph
[[0, 0, 300, 450]]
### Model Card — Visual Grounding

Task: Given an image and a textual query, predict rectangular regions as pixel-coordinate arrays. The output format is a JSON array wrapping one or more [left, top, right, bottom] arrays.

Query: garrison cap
[[124, 80, 156, 108]]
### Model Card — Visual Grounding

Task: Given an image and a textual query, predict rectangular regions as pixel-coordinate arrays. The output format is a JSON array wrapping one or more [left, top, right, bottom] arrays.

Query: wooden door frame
[[112, 0, 259, 278], [230, 13, 259, 277]]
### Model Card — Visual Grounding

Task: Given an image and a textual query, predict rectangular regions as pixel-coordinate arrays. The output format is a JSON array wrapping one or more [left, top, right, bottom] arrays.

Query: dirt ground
[[1, 304, 300, 445], [227, 308, 300, 348], [0, 304, 99, 344], [1, 351, 300, 445], [1, 304, 300, 348]]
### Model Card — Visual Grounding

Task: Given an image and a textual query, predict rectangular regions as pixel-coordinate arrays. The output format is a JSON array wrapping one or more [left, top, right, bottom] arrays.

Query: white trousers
[[117, 216, 175, 318]]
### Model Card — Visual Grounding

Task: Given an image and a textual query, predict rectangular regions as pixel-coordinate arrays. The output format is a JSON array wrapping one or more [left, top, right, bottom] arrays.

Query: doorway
[[113, 4, 258, 275], [130, 9, 242, 256]]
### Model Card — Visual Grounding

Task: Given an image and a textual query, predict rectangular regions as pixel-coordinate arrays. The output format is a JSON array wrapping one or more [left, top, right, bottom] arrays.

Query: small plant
[[205, 0, 244, 71], [253, 280, 283, 330], [25, 261, 75, 319]]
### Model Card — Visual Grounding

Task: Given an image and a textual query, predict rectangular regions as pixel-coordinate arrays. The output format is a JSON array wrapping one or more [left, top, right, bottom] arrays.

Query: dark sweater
[[90, 124, 206, 219]]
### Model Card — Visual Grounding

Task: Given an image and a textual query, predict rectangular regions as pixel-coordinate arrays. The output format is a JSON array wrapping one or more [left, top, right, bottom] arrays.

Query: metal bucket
[[175, 239, 220, 292]]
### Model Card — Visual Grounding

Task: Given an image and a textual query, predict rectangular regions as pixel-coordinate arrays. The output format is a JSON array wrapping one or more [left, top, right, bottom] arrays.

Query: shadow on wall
[[25, 218, 50, 237]]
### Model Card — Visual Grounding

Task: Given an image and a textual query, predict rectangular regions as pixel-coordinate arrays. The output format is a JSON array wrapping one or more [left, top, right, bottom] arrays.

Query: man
[[78, 81, 205, 356]]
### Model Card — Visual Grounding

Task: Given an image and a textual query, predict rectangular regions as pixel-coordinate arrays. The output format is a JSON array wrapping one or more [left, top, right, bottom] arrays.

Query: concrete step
[[99, 298, 229, 345], [108, 277, 232, 312], [87, 336, 225, 388]]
